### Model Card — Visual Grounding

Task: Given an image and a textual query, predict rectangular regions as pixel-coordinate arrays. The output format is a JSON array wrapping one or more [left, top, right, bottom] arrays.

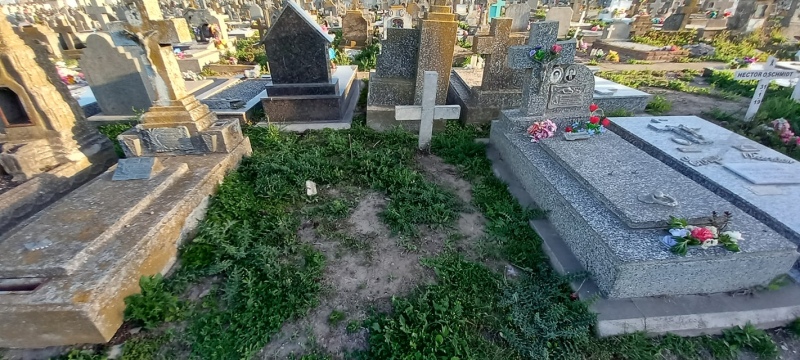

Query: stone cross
[[52, 16, 78, 49], [507, 20, 577, 116], [251, 17, 269, 40], [733, 56, 797, 121], [395, 71, 461, 150], [472, 17, 526, 91]]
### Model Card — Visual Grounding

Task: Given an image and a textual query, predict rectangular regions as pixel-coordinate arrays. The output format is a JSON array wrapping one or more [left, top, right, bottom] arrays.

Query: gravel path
[[206, 79, 269, 101]]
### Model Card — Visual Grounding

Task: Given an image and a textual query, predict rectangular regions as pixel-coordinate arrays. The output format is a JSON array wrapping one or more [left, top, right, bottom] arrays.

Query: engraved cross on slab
[[507, 20, 577, 116], [648, 123, 713, 145]]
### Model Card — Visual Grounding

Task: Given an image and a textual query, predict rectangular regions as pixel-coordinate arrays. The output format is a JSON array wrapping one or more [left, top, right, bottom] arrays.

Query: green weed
[[606, 108, 633, 117], [123, 274, 184, 329], [120, 332, 174, 360], [97, 122, 136, 158], [723, 323, 779, 359], [645, 95, 672, 115], [789, 318, 800, 337], [346, 320, 361, 334], [328, 310, 346, 325]]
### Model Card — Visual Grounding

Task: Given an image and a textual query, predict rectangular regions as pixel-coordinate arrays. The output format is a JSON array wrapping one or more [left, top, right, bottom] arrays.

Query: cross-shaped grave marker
[[507, 20, 577, 116], [472, 17, 526, 91], [395, 71, 462, 150], [251, 17, 270, 41], [733, 56, 798, 121]]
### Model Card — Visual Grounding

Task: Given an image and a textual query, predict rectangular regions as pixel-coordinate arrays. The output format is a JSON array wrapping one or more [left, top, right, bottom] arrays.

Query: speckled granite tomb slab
[[490, 121, 799, 298], [610, 116, 800, 245], [540, 134, 728, 229]]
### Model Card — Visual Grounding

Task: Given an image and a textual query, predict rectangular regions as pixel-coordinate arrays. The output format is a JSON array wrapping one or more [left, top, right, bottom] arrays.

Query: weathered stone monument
[[342, 8, 370, 47], [260, 0, 359, 127], [504, 1, 531, 32], [0, 5, 251, 347], [367, 2, 458, 131], [80, 32, 156, 117], [448, 17, 527, 124], [0, 10, 114, 195], [544, 6, 572, 38]]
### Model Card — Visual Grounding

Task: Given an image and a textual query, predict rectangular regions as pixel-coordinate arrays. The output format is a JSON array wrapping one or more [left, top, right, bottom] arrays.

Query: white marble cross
[[395, 71, 461, 150], [733, 56, 797, 121]]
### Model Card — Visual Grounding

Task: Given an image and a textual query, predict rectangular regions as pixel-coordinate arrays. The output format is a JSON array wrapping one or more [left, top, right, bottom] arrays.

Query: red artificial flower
[[589, 104, 599, 112], [552, 44, 563, 53], [601, 118, 610, 127], [589, 116, 600, 124], [690, 227, 715, 242], [565, 126, 573, 132]]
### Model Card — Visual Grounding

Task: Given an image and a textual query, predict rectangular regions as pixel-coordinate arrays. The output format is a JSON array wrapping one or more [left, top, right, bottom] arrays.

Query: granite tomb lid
[[540, 133, 734, 229]]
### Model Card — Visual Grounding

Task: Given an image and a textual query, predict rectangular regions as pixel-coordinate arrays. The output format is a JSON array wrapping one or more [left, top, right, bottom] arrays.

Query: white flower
[[685, 225, 697, 232], [669, 228, 689, 238], [701, 238, 719, 249], [722, 231, 743, 243], [706, 226, 719, 238]]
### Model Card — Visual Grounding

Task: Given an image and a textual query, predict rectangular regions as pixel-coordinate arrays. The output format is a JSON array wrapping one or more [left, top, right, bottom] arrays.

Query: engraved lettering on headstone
[[681, 155, 723, 166], [649, 123, 713, 145], [548, 84, 584, 109], [672, 137, 691, 145], [746, 185, 785, 196], [677, 146, 703, 153], [742, 152, 795, 164]]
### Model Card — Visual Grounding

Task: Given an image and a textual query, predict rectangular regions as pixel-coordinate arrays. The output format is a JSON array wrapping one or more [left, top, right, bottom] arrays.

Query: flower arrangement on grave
[[771, 118, 800, 146], [528, 44, 563, 64], [564, 104, 610, 136], [527, 119, 558, 142], [729, 56, 756, 69], [723, 10, 732, 17], [661, 211, 742, 256]]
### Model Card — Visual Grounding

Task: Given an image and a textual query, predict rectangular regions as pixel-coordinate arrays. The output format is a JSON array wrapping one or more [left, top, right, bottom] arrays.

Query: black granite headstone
[[264, 1, 333, 84]]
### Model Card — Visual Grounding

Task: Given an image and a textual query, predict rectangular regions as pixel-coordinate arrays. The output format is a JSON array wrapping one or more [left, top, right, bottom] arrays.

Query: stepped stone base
[[262, 66, 358, 124], [0, 139, 251, 348], [490, 113, 799, 298]]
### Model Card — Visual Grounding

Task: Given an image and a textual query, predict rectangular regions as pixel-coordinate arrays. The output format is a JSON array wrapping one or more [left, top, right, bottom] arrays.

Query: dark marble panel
[[265, 6, 331, 84]]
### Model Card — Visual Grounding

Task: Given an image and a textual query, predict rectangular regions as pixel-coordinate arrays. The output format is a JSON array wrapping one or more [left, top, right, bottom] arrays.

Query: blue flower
[[662, 236, 678, 247]]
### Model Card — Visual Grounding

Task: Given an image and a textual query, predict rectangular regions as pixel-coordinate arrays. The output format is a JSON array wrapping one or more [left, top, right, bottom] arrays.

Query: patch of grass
[[645, 95, 672, 115], [51, 349, 106, 360], [353, 42, 379, 71], [199, 67, 219, 77], [587, 59, 599, 65], [120, 332, 174, 360], [789, 318, 800, 337], [626, 59, 653, 64], [606, 108, 633, 117], [723, 323, 779, 359], [123, 274, 184, 330], [97, 121, 137, 158], [328, 310, 346, 325], [631, 29, 697, 46], [346, 320, 361, 334]]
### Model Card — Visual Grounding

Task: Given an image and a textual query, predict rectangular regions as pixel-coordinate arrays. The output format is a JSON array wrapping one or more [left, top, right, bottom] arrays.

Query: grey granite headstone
[[506, 20, 586, 122], [112, 157, 164, 181], [544, 6, 572, 38], [80, 33, 155, 116], [375, 28, 420, 79], [504, 3, 531, 32], [602, 21, 631, 40], [472, 17, 527, 91]]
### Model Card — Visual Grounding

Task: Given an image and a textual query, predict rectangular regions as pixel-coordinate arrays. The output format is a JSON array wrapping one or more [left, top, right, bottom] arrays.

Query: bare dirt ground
[[639, 87, 750, 118], [257, 155, 488, 359]]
